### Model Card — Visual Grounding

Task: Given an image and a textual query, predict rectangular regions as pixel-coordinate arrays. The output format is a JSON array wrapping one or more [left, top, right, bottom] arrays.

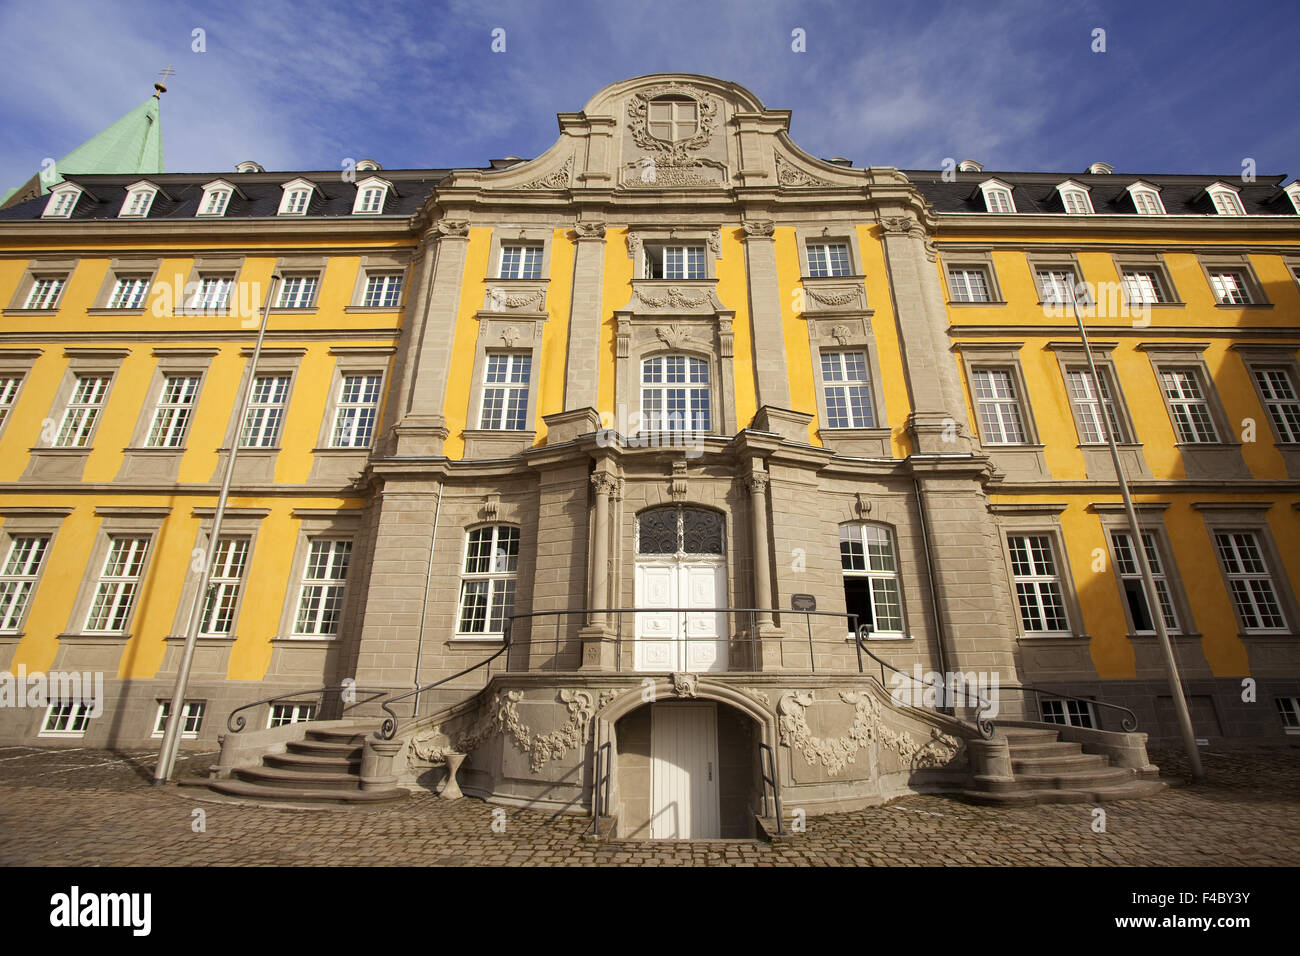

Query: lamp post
[[153, 273, 282, 785], [1066, 285, 1204, 782]]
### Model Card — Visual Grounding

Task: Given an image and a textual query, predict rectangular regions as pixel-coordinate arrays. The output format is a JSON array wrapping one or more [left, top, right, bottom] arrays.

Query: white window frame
[[277, 179, 316, 216], [1250, 365, 1300, 444], [454, 525, 520, 640], [1120, 269, 1171, 305], [820, 350, 876, 428], [1056, 181, 1094, 215], [269, 703, 317, 727], [188, 273, 234, 312], [1035, 267, 1090, 308], [1065, 366, 1128, 444], [40, 700, 97, 737], [642, 242, 707, 280], [971, 368, 1027, 444], [23, 275, 66, 310], [478, 352, 532, 430], [0, 535, 50, 632], [144, 374, 201, 448], [84, 535, 150, 633], [1277, 696, 1300, 734], [351, 176, 391, 215], [1212, 530, 1288, 633], [360, 272, 405, 308], [240, 374, 292, 448], [640, 354, 712, 432], [0, 375, 21, 431], [107, 275, 151, 310], [199, 537, 250, 636], [292, 538, 352, 637], [947, 266, 993, 303], [1284, 184, 1300, 215], [1206, 183, 1245, 216], [118, 183, 157, 219], [1207, 268, 1254, 305], [329, 373, 383, 448], [197, 181, 235, 217], [1158, 367, 1220, 443], [806, 241, 853, 278], [1007, 533, 1071, 635], [54, 374, 111, 447], [497, 244, 544, 280], [1041, 698, 1097, 728], [42, 184, 84, 219], [839, 523, 906, 639], [152, 701, 205, 738], [276, 273, 320, 309], [1127, 183, 1166, 216], [1109, 530, 1180, 634], [978, 179, 1016, 214]]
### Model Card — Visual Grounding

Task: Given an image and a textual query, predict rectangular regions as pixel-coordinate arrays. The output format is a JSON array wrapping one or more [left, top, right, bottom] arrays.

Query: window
[[644, 243, 706, 280], [1035, 268, 1085, 307], [54, 375, 111, 447], [478, 353, 531, 430], [330, 374, 382, 447], [276, 274, 319, 309], [1058, 185, 1093, 215], [41, 701, 96, 737], [120, 188, 155, 218], [947, 267, 992, 303], [269, 703, 316, 727], [1159, 368, 1220, 443], [1251, 366, 1300, 444], [840, 524, 905, 637], [1213, 531, 1287, 632], [240, 374, 291, 447], [820, 351, 875, 428], [1130, 188, 1165, 216], [1041, 698, 1096, 728], [361, 272, 404, 308], [1121, 269, 1171, 305], [1208, 186, 1244, 216], [144, 376, 200, 448], [1110, 531, 1179, 633], [199, 537, 249, 635], [108, 276, 150, 309], [1007, 534, 1069, 634], [200, 189, 230, 216], [980, 184, 1015, 214], [1208, 269, 1253, 305], [23, 277, 65, 310], [0, 376, 21, 429], [641, 355, 710, 431], [278, 182, 313, 216], [43, 188, 81, 218], [85, 536, 150, 632], [190, 274, 233, 311], [498, 244, 543, 280], [1277, 697, 1300, 734], [153, 701, 205, 738], [1065, 368, 1126, 443], [293, 539, 351, 636], [0, 535, 49, 631], [807, 242, 852, 278], [355, 187, 385, 214], [456, 525, 519, 637], [971, 369, 1027, 444]]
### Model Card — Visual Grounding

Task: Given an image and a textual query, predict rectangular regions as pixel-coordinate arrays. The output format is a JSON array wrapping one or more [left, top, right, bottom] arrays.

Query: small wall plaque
[[791, 593, 816, 611]]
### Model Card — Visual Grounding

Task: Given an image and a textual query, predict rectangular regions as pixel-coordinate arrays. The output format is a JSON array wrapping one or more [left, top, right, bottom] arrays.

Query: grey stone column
[[565, 221, 607, 412], [392, 218, 470, 456], [740, 219, 792, 412], [587, 472, 617, 625], [746, 470, 775, 628]]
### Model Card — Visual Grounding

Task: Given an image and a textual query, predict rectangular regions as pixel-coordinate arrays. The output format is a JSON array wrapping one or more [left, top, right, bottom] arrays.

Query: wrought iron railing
[[590, 740, 611, 836], [758, 742, 784, 835], [378, 633, 513, 740], [226, 684, 390, 733]]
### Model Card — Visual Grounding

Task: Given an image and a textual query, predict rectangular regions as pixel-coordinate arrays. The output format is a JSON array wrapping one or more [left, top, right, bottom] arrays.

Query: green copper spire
[[1, 84, 166, 208]]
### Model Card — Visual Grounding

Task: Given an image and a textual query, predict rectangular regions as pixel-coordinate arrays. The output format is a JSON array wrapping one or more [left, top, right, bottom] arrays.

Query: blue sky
[[2, 0, 1297, 188]]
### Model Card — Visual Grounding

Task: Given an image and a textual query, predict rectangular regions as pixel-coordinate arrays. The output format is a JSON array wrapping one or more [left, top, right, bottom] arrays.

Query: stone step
[[1013, 752, 1110, 774], [1014, 766, 1136, 791], [998, 728, 1061, 744], [1008, 740, 1084, 758], [286, 739, 363, 758], [234, 765, 365, 791], [961, 778, 1165, 807], [264, 752, 360, 773], [205, 778, 408, 805], [304, 727, 374, 745]]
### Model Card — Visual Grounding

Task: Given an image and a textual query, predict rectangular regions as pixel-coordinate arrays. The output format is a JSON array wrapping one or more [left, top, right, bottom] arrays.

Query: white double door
[[649, 702, 720, 839], [634, 558, 727, 673]]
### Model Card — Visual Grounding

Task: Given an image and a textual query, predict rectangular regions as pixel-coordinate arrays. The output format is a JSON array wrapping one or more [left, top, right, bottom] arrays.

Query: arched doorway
[[633, 505, 727, 673]]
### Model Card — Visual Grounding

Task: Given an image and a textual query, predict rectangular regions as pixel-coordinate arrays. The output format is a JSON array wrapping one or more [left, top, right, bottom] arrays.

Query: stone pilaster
[[564, 220, 607, 412], [580, 466, 621, 671], [740, 218, 792, 413]]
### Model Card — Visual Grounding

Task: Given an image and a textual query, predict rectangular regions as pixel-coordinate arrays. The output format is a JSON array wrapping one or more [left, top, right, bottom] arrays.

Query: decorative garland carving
[[487, 288, 544, 311], [408, 688, 596, 775], [805, 287, 860, 307], [778, 690, 875, 776], [515, 156, 572, 190], [638, 287, 710, 309], [879, 724, 964, 770], [776, 156, 834, 188]]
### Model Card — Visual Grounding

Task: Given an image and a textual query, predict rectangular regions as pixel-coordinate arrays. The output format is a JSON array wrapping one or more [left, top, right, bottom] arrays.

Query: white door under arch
[[633, 506, 727, 673]]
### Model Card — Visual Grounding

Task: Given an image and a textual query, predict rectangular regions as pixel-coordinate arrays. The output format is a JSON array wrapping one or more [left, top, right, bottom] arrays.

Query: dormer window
[[277, 179, 316, 216], [1285, 183, 1300, 215], [43, 184, 83, 219], [977, 180, 1016, 214], [1206, 183, 1245, 216], [1056, 181, 1093, 215], [119, 183, 157, 218], [1127, 182, 1165, 216], [198, 181, 235, 217], [351, 176, 391, 215]]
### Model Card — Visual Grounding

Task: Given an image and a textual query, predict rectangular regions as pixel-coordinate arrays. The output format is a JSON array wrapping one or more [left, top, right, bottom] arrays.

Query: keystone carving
[[670, 672, 699, 698], [670, 460, 688, 501], [500, 326, 522, 347], [653, 323, 696, 348], [830, 324, 851, 344]]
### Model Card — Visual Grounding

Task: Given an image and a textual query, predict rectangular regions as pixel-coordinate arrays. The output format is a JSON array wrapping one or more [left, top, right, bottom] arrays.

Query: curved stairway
[[963, 726, 1165, 806], [183, 725, 409, 805]]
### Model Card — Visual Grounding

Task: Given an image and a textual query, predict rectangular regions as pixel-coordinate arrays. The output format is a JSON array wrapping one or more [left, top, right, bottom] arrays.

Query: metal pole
[[1068, 290, 1204, 782], [153, 274, 281, 785]]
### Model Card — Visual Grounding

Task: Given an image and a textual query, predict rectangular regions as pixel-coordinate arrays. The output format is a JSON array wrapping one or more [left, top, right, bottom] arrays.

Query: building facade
[[0, 75, 1297, 827]]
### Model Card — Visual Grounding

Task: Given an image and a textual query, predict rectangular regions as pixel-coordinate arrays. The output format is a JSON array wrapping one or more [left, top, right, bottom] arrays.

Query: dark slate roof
[[0, 168, 472, 221], [901, 170, 1296, 216]]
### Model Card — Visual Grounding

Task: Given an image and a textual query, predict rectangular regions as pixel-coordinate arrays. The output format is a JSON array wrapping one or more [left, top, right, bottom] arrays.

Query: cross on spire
[[154, 65, 175, 98]]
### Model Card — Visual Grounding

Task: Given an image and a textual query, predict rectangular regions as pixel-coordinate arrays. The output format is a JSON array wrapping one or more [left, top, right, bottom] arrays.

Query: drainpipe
[[411, 484, 444, 714], [912, 480, 951, 696]]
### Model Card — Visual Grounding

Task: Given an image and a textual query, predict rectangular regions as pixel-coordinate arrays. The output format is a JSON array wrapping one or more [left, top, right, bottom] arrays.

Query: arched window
[[641, 355, 710, 431], [839, 523, 904, 637], [455, 525, 519, 638]]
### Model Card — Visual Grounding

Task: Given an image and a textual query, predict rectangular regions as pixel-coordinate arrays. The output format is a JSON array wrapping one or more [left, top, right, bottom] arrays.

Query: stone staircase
[[964, 726, 1165, 806], [182, 725, 409, 806]]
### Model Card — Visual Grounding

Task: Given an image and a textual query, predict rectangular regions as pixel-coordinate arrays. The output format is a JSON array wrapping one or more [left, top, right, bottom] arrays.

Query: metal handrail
[[378, 622, 513, 740], [227, 685, 390, 733], [1000, 685, 1139, 733], [590, 740, 611, 836], [758, 742, 784, 835]]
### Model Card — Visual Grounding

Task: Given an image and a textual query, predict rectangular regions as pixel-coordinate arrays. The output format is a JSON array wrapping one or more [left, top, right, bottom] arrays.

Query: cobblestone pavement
[[0, 745, 1296, 866]]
